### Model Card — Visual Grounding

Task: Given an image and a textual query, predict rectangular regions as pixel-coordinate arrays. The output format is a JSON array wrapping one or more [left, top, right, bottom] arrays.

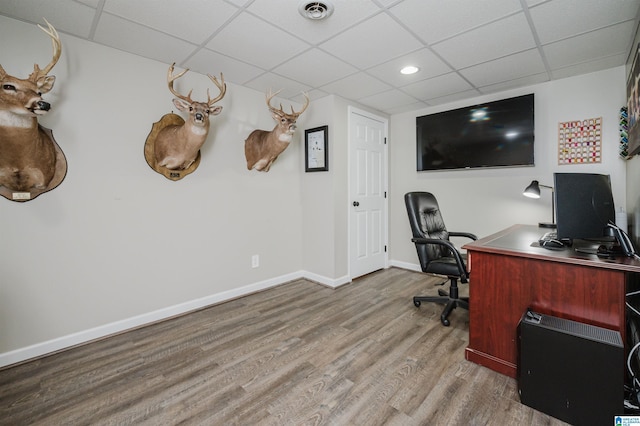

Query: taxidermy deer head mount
[[244, 90, 310, 172], [0, 19, 67, 201], [153, 63, 226, 172]]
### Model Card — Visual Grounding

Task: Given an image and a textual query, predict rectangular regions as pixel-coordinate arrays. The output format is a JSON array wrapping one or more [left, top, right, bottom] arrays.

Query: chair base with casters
[[404, 191, 477, 327], [413, 278, 468, 326]]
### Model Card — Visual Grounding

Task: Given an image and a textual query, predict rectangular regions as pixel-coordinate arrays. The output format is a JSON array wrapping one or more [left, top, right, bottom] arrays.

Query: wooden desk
[[463, 224, 640, 378]]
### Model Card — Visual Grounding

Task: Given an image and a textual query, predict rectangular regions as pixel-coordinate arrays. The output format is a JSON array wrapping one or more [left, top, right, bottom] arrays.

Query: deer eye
[[2, 84, 16, 91], [189, 106, 193, 112], [205, 110, 210, 115]]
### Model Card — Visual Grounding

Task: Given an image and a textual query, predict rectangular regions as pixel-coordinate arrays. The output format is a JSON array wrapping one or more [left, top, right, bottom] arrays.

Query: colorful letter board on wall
[[558, 117, 602, 164]]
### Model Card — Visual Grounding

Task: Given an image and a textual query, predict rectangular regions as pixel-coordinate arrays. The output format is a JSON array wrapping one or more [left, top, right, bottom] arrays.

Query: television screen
[[416, 94, 535, 171], [554, 172, 615, 242]]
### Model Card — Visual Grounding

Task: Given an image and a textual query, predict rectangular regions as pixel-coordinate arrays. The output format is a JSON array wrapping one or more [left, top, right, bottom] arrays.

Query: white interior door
[[349, 108, 388, 279]]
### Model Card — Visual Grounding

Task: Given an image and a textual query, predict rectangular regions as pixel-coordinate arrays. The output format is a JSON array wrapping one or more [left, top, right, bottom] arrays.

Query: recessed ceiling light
[[298, 1, 334, 20], [400, 66, 419, 75]]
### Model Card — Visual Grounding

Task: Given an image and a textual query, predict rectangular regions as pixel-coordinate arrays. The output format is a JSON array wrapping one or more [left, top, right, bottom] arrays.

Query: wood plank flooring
[[0, 268, 568, 425]]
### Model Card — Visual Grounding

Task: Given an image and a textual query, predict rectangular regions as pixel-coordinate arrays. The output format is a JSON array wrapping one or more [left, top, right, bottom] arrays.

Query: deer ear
[[37, 75, 55, 93], [172, 98, 190, 111], [210, 106, 223, 116]]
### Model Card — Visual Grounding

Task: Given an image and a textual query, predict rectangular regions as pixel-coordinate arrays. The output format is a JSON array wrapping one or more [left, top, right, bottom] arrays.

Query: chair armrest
[[411, 237, 469, 281], [448, 231, 478, 241]]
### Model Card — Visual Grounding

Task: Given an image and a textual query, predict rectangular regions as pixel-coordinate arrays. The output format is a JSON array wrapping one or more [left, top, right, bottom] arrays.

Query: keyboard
[[538, 231, 564, 249]]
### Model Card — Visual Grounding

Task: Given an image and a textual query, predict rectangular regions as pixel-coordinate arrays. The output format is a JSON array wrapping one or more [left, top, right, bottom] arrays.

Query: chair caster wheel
[[414, 300, 421, 307], [441, 317, 450, 326]]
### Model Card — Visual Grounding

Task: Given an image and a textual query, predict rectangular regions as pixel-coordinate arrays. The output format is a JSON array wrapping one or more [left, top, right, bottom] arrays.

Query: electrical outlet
[[251, 255, 259, 268]]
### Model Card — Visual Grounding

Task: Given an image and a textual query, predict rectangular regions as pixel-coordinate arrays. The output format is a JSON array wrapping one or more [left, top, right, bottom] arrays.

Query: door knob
[[353, 201, 359, 207]]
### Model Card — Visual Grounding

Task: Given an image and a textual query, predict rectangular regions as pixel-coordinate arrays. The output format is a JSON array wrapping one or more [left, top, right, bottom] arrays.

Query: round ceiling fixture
[[400, 66, 419, 75], [298, 1, 334, 20]]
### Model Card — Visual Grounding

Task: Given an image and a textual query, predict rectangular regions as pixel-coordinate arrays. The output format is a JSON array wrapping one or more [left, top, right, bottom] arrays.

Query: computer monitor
[[554, 172, 615, 242]]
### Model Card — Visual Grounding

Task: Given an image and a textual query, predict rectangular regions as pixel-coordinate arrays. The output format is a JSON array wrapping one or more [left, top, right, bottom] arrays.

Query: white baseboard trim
[[0, 270, 342, 369], [302, 271, 351, 288], [389, 259, 421, 272]]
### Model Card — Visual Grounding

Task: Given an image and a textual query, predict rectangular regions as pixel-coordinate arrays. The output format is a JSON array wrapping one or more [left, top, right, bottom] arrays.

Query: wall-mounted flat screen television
[[416, 93, 535, 171]]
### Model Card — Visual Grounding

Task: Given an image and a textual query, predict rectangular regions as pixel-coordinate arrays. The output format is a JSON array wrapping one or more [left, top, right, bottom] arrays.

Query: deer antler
[[206, 73, 226, 107], [265, 90, 310, 117], [266, 89, 284, 115], [292, 92, 310, 117], [28, 19, 61, 82], [167, 62, 193, 104]]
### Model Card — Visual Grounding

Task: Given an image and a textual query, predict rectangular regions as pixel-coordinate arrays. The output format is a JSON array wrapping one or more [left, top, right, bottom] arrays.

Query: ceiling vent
[[298, 1, 334, 20]]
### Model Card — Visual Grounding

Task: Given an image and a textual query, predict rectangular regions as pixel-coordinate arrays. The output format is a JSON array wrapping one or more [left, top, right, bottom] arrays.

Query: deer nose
[[36, 100, 51, 111], [195, 112, 204, 121]]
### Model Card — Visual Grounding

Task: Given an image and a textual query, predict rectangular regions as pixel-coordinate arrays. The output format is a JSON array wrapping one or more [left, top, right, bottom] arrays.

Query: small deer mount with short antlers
[[144, 62, 226, 181], [0, 19, 67, 202], [244, 90, 310, 172]]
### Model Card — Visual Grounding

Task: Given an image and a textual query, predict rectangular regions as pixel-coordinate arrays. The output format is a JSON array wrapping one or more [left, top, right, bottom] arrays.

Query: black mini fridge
[[518, 310, 624, 425]]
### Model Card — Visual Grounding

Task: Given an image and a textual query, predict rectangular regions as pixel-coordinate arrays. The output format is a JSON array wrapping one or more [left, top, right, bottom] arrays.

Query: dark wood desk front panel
[[464, 224, 640, 378]]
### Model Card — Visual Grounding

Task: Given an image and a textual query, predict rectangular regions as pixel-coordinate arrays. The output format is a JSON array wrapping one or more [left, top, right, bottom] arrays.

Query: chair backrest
[[404, 192, 451, 270]]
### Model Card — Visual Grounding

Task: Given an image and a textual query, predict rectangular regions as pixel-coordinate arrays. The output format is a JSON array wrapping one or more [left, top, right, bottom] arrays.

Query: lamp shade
[[523, 180, 541, 198]]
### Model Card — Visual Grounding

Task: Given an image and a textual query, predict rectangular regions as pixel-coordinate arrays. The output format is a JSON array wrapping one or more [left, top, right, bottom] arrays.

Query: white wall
[[0, 16, 314, 364], [389, 66, 628, 267], [1, 14, 632, 366]]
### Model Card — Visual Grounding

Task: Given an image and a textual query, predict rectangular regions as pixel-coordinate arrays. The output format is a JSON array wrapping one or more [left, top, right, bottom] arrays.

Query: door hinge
[[384, 245, 387, 252], [384, 191, 387, 198], [384, 137, 387, 145]]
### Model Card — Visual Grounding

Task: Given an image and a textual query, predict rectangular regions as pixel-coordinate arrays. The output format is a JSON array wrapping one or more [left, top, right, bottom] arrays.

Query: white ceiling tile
[[224, 0, 252, 6], [530, 0, 640, 44], [389, 0, 523, 44], [427, 89, 483, 106], [386, 101, 429, 115], [103, 0, 239, 44], [460, 49, 547, 87], [478, 72, 549, 94], [272, 49, 357, 87], [366, 48, 454, 87], [543, 21, 636, 69], [93, 13, 197, 65], [358, 89, 420, 111], [551, 53, 627, 80], [246, 0, 382, 44], [319, 13, 423, 69], [0, 0, 96, 38], [1, 0, 637, 115], [245, 72, 311, 100], [206, 12, 310, 70], [403, 72, 474, 101], [77, 0, 100, 7], [433, 12, 536, 69], [320, 72, 392, 100], [184, 48, 264, 85]]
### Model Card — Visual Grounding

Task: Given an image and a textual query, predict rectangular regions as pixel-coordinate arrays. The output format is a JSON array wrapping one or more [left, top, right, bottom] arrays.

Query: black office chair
[[405, 192, 477, 326]]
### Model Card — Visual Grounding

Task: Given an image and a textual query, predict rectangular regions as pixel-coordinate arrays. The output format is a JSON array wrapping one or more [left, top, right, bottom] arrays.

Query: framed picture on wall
[[304, 125, 328, 172], [627, 43, 640, 157]]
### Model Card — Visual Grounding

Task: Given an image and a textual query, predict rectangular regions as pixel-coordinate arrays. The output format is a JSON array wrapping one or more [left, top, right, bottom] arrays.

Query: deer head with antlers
[[244, 90, 310, 172], [0, 19, 67, 201], [149, 63, 226, 176]]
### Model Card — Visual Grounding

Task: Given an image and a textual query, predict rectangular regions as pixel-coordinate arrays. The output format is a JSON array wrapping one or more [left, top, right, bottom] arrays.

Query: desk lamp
[[523, 180, 556, 228]]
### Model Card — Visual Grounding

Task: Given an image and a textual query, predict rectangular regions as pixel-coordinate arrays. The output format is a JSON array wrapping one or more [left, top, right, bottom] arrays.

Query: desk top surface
[[463, 224, 640, 273]]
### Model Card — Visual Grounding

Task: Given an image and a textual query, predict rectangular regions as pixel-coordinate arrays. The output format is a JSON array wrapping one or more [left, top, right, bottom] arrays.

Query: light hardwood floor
[[0, 268, 568, 425]]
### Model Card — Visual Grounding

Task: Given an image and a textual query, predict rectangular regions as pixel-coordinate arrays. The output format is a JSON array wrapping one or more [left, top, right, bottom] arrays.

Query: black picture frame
[[304, 125, 328, 172], [627, 43, 640, 157]]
